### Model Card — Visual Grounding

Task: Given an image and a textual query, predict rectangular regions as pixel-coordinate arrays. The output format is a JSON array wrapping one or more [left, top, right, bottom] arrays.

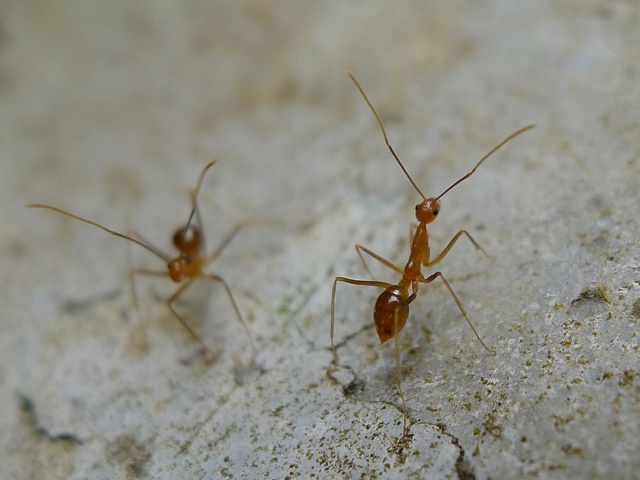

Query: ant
[[28, 161, 255, 360], [331, 71, 534, 445]]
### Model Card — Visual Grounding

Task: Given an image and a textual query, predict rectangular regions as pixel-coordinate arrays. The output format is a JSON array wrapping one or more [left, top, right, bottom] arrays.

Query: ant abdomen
[[374, 286, 415, 343], [173, 225, 202, 256]]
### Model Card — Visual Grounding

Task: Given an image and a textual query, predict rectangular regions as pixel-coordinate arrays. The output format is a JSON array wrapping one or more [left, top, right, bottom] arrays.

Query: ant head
[[173, 225, 202, 256], [415, 197, 441, 224]]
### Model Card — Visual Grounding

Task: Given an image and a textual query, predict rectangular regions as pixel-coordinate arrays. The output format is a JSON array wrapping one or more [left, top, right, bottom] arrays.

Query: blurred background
[[1, 1, 639, 478]]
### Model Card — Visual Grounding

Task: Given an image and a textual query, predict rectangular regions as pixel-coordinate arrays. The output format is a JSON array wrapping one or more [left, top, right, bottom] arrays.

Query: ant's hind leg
[[167, 279, 218, 360], [423, 271, 496, 354], [427, 229, 494, 267], [206, 224, 244, 264], [202, 273, 256, 355], [392, 308, 410, 449], [331, 276, 391, 365], [128, 266, 167, 351]]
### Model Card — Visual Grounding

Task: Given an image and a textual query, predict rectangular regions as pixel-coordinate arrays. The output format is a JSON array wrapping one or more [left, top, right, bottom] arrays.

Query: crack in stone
[[179, 381, 241, 454], [61, 288, 121, 314], [18, 394, 83, 445], [437, 423, 477, 480]]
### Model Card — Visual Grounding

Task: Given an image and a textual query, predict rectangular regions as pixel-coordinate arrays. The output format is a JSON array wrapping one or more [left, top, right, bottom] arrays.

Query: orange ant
[[28, 161, 255, 359], [331, 71, 534, 443]]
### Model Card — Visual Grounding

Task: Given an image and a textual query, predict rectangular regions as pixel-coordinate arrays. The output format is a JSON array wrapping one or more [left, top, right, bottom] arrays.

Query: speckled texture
[[2, 1, 639, 478]]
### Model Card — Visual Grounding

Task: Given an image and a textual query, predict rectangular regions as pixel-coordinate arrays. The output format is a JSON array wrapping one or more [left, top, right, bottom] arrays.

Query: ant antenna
[[184, 161, 217, 231], [347, 70, 427, 200], [348, 71, 535, 203], [26, 204, 172, 262], [435, 124, 534, 200]]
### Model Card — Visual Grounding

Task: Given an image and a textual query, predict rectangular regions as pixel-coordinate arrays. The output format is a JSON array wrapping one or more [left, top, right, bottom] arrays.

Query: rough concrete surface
[[1, 1, 639, 479]]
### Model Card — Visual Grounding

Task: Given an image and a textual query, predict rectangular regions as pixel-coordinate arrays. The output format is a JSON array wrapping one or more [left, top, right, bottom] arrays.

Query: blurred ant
[[331, 71, 533, 444], [29, 161, 254, 359]]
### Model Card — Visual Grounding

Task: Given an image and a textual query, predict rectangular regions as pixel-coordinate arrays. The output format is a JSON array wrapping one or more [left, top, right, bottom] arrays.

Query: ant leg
[[356, 244, 404, 278], [205, 224, 244, 264], [393, 308, 409, 443], [423, 272, 496, 354], [130, 268, 222, 358], [427, 229, 493, 267], [331, 276, 391, 364], [202, 273, 256, 355], [166, 279, 217, 358], [129, 266, 167, 349], [206, 219, 279, 265]]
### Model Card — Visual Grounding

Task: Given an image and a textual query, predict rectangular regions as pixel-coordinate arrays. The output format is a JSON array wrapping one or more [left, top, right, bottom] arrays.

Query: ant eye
[[415, 205, 419, 211], [433, 209, 439, 216]]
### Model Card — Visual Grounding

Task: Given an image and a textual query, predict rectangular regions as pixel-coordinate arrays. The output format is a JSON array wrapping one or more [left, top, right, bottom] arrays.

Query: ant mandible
[[331, 71, 534, 444], [28, 161, 255, 359]]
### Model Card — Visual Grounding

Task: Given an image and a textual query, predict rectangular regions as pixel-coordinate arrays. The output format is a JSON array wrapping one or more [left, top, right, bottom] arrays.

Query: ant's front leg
[[427, 229, 494, 267], [422, 271, 495, 354]]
